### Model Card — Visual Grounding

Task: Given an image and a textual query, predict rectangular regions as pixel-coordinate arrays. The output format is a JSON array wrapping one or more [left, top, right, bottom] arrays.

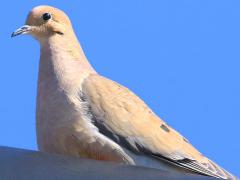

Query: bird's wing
[[82, 74, 235, 180]]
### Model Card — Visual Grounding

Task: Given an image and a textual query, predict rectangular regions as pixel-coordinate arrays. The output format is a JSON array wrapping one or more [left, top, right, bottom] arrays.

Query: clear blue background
[[0, 0, 239, 176]]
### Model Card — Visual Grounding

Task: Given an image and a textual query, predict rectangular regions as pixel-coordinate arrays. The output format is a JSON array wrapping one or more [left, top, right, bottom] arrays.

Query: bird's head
[[12, 5, 72, 40]]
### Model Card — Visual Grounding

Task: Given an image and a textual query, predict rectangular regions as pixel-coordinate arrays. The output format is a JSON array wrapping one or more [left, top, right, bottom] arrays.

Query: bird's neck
[[38, 34, 96, 92]]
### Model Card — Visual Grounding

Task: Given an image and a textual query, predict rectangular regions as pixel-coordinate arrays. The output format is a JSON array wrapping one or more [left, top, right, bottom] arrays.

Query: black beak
[[11, 25, 31, 37]]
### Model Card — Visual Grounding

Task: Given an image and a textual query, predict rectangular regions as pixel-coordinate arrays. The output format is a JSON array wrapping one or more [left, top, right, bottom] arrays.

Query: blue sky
[[0, 0, 239, 176]]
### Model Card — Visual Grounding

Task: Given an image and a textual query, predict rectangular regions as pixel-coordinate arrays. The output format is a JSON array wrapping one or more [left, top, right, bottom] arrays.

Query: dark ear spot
[[160, 124, 170, 133], [55, 31, 64, 35]]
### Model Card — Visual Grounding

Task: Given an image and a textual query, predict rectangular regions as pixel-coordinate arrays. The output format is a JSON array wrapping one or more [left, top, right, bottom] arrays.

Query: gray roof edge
[[0, 146, 217, 180]]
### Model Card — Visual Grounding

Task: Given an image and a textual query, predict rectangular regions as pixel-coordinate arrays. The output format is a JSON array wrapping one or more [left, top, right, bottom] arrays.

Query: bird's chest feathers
[[37, 46, 92, 127], [36, 41, 99, 152]]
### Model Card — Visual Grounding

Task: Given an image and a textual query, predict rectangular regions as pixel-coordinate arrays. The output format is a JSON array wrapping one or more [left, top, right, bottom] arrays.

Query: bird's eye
[[42, 13, 52, 21]]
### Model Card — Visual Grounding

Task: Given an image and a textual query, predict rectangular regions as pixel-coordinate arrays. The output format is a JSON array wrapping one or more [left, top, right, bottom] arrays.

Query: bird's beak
[[11, 25, 31, 37]]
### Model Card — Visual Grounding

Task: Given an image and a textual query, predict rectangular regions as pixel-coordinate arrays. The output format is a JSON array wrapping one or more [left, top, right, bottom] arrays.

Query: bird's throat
[[38, 35, 96, 92]]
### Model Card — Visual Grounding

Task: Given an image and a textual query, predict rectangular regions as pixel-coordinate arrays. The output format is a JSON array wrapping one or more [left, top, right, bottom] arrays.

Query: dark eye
[[42, 13, 52, 21]]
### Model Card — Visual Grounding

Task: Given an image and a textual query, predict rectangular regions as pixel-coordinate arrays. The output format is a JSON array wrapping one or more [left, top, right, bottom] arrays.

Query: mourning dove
[[12, 5, 237, 179]]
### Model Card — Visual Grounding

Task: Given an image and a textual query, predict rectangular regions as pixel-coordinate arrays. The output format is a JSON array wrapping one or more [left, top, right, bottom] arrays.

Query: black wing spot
[[160, 124, 170, 133]]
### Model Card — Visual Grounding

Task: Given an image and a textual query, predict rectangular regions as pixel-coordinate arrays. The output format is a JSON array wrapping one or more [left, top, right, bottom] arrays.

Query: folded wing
[[82, 74, 236, 180]]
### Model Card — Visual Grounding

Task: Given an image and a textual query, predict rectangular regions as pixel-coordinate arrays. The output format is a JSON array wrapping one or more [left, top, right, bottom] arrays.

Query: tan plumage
[[12, 5, 237, 180], [82, 74, 235, 179]]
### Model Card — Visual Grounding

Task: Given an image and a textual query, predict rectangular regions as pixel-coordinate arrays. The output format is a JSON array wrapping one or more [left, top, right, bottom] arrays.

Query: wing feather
[[82, 74, 236, 180]]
